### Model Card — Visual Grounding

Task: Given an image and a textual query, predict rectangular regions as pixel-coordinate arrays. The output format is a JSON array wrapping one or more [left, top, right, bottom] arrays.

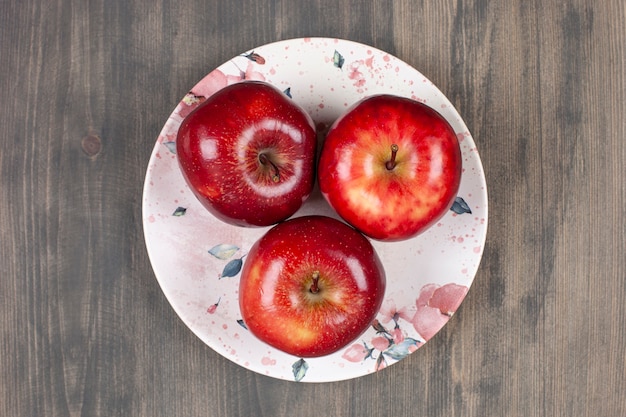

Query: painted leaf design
[[450, 196, 472, 214], [292, 358, 309, 382], [237, 319, 248, 330], [371, 319, 388, 334], [333, 50, 345, 69], [283, 87, 292, 98], [181, 93, 205, 106], [172, 207, 187, 216], [208, 244, 239, 260], [243, 51, 265, 64], [375, 354, 387, 371], [163, 141, 176, 154], [383, 338, 420, 361], [220, 257, 243, 278]]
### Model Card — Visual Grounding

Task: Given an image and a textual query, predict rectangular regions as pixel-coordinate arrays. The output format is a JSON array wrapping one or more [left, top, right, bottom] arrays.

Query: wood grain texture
[[1, 0, 624, 416]]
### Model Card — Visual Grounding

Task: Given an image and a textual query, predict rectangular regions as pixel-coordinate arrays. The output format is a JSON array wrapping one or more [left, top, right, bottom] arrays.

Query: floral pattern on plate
[[143, 37, 488, 382]]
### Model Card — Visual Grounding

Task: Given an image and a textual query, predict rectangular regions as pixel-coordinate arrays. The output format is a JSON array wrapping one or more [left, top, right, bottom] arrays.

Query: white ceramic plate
[[143, 38, 488, 382]]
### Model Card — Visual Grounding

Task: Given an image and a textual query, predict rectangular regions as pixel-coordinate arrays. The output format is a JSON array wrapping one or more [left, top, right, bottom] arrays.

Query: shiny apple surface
[[318, 95, 462, 241], [176, 81, 317, 227], [239, 216, 386, 358]]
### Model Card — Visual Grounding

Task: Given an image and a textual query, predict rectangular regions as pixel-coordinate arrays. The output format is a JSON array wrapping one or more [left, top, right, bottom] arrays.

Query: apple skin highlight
[[176, 81, 317, 227], [239, 216, 386, 358], [318, 94, 462, 241]]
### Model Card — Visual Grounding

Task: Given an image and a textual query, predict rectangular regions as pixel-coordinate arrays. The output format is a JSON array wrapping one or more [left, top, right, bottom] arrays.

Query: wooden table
[[1, 1, 624, 416]]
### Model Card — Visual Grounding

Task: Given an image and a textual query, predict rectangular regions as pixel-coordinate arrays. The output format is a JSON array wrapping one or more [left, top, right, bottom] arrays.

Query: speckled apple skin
[[176, 81, 317, 227], [239, 215, 386, 358], [318, 95, 462, 241]]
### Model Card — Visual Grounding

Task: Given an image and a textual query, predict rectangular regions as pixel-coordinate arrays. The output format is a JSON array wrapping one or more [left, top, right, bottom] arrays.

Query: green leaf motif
[[208, 244, 239, 260], [242, 51, 265, 64], [292, 358, 309, 382], [163, 141, 176, 154], [450, 196, 472, 214], [375, 354, 386, 371], [220, 257, 243, 279], [383, 338, 420, 361], [172, 207, 187, 216], [333, 50, 345, 69]]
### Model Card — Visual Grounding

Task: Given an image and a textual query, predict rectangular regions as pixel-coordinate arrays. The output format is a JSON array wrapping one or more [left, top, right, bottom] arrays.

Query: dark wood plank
[[1, 0, 624, 416]]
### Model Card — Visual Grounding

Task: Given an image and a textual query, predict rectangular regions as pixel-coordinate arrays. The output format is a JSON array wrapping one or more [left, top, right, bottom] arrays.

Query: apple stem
[[309, 271, 320, 294], [385, 144, 399, 170], [258, 153, 280, 182]]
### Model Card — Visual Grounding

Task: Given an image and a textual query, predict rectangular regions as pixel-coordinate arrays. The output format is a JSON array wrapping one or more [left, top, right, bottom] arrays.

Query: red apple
[[239, 215, 386, 357], [318, 95, 462, 241], [176, 81, 317, 227]]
